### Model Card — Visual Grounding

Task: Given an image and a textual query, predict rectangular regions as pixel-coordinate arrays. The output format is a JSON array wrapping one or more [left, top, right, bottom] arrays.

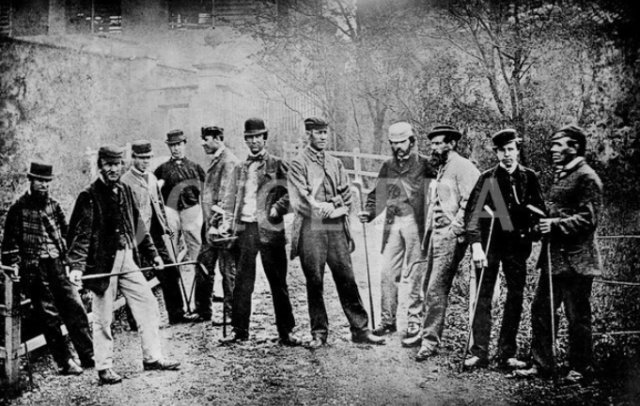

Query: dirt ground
[[3, 217, 637, 406]]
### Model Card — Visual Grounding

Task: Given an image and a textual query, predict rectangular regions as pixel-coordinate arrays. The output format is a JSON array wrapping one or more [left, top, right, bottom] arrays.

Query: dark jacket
[[466, 164, 545, 249], [202, 147, 239, 226], [539, 159, 603, 276], [364, 153, 435, 253], [221, 152, 289, 245], [66, 178, 158, 294]]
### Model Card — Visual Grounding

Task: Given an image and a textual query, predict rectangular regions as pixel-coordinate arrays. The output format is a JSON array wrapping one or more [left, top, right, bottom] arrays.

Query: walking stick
[[460, 206, 495, 372], [80, 261, 199, 280], [353, 180, 376, 329], [526, 204, 558, 384]]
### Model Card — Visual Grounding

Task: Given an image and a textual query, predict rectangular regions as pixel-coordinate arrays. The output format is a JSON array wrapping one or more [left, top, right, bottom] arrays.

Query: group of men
[[1, 115, 602, 386]]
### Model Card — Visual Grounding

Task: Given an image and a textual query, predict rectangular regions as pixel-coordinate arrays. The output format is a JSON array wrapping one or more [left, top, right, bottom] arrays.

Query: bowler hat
[[27, 161, 54, 181], [388, 122, 413, 142], [244, 118, 268, 137], [492, 129, 521, 148], [427, 125, 462, 141], [165, 129, 187, 145], [304, 117, 328, 132], [131, 140, 153, 156], [201, 125, 223, 138], [98, 144, 124, 163]]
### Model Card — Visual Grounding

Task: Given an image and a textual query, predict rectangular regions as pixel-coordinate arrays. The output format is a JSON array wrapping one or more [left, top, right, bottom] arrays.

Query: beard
[[392, 146, 412, 161], [430, 150, 449, 167], [31, 189, 49, 206]]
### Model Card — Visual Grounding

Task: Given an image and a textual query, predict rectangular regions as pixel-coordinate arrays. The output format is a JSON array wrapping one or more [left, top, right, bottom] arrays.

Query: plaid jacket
[[2, 191, 68, 268]]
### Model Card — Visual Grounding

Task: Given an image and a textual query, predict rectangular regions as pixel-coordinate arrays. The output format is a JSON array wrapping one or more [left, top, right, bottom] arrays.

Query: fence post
[[353, 147, 363, 184], [3, 275, 20, 384]]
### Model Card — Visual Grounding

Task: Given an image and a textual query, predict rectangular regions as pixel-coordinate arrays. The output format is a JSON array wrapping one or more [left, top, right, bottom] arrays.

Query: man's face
[[168, 141, 186, 159], [390, 138, 413, 161], [496, 141, 520, 169], [308, 129, 328, 151], [132, 154, 152, 173], [430, 135, 453, 166], [100, 159, 123, 184], [245, 134, 266, 155], [30, 178, 50, 196], [550, 136, 576, 166], [201, 135, 222, 155]]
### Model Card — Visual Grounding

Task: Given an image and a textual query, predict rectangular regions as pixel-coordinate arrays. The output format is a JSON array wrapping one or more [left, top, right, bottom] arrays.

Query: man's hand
[[69, 270, 83, 288], [218, 223, 231, 237], [539, 218, 557, 234], [152, 256, 165, 271], [471, 242, 487, 268], [269, 206, 279, 218], [357, 211, 370, 223], [316, 202, 334, 219]]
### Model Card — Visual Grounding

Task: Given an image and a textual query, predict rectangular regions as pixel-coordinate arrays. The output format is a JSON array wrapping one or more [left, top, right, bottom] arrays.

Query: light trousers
[[92, 249, 163, 371]]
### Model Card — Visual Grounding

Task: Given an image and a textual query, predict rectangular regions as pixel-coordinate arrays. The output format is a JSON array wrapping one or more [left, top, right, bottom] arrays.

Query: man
[[154, 129, 205, 304], [67, 145, 180, 385], [217, 118, 299, 346], [1, 161, 93, 375], [403, 125, 480, 361], [121, 140, 187, 325], [189, 126, 239, 324], [516, 125, 603, 383], [288, 117, 386, 348], [358, 122, 435, 341], [463, 129, 544, 369]]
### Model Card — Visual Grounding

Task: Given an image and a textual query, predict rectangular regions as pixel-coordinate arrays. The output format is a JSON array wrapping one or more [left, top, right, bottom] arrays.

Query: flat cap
[[491, 129, 521, 148], [98, 144, 124, 162], [201, 126, 224, 138], [553, 125, 586, 143], [131, 140, 153, 156], [388, 122, 413, 142], [304, 117, 328, 131], [427, 125, 463, 141]]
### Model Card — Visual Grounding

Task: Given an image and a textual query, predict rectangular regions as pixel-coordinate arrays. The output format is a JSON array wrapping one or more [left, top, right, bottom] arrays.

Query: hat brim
[[427, 130, 462, 141], [132, 152, 154, 158], [165, 139, 187, 145], [27, 173, 53, 181], [244, 129, 268, 137], [493, 137, 522, 148], [389, 134, 412, 142]]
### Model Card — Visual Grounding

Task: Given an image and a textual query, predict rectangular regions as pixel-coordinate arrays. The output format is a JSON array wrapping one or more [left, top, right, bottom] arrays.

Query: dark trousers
[[194, 241, 237, 318], [27, 258, 93, 367], [231, 222, 295, 337], [298, 218, 369, 339], [531, 269, 594, 374], [470, 236, 529, 360]]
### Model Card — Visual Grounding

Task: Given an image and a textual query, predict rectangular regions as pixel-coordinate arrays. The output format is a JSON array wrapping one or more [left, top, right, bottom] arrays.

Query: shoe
[[98, 369, 122, 385], [415, 345, 436, 362], [513, 365, 539, 378], [562, 370, 586, 385], [280, 333, 302, 347], [307, 337, 326, 349], [401, 334, 422, 348], [405, 322, 421, 338], [168, 313, 190, 325], [352, 332, 387, 345], [211, 316, 232, 327], [184, 312, 212, 323], [501, 357, 527, 369], [61, 359, 83, 376], [219, 330, 249, 344], [143, 359, 181, 371], [372, 324, 396, 336], [464, 356, 488, 369], [80, 357, 95, 369]]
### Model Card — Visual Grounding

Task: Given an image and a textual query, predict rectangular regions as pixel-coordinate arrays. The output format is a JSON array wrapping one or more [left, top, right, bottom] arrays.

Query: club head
[[526, 204, 546, 217], [483, 205, 495, 218], [352, 180, 364, 194], [211, 205, 225, 215]]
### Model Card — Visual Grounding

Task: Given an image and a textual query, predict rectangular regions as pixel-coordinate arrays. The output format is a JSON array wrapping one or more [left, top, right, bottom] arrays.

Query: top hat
[[491, 129, 521, 148], [388, 122, 413, 142], [244, 118, 268, 137], [201, 126, 224, 138], [27, 161, 54, 181], [427, 125, 463, 141], [304, 117, 328, 132], [98, 144, 124, 163], [165, 129, 187, 145], [131, 140, 153, 156]]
